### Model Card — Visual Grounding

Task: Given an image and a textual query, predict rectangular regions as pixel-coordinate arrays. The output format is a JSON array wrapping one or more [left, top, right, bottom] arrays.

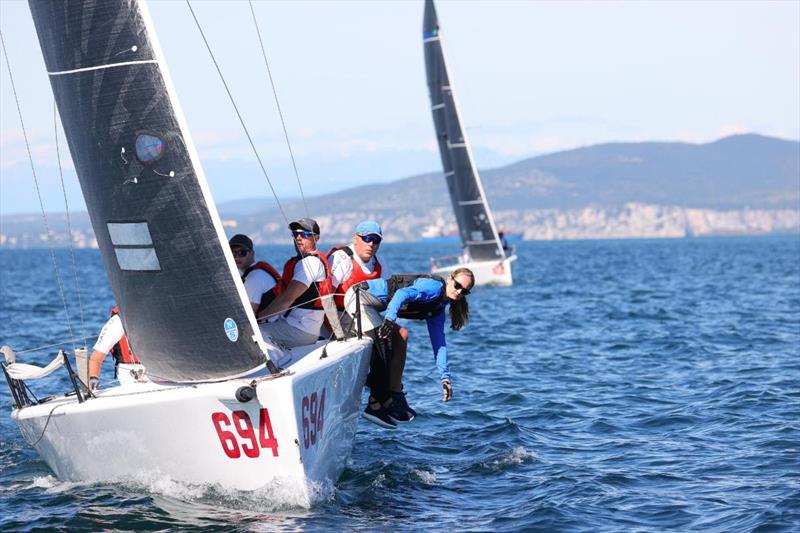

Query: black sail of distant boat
[[28, 0, 267, 381], [423, 0, 504, 262]]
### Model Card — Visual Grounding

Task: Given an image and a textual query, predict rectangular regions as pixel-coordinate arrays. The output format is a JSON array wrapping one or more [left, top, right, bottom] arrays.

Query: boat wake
[[137, 471, 333, 511], [22, 471, 333, 511]]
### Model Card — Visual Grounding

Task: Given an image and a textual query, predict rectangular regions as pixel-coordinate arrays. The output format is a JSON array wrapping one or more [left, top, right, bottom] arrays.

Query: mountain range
[[1, 134, 797, 248]]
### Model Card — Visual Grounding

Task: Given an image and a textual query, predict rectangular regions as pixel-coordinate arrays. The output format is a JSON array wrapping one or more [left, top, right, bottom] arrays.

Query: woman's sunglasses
[[359, 234, 382, 245], [452, 279, 471, 296], [231, 248, 250, 258], [293, 230, 315, 239]]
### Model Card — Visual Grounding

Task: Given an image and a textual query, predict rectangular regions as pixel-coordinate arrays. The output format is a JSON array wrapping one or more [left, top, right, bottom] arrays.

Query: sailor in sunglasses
[[257, 218, 335, 349], [347, 267, 475, 429], [328, 221, 393, 415], [229, 234, 282, 315]]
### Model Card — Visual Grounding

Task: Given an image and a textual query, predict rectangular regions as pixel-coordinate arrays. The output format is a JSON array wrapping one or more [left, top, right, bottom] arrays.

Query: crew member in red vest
[[88, 306, 139, 390], [229, 233, 283, 315], [258, 218, 333, 349], [328, 220, 393, 413], [328, 220, 389, 319]]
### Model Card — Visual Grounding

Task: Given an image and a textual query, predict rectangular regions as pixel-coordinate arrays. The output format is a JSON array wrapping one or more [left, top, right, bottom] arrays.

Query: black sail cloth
[[29, 0, 266, 381], [423, 0, 505, 262]]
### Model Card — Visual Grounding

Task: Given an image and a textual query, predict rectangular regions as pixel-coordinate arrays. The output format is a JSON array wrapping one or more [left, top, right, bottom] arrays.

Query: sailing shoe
[[362, 403, 398, 430], [387, 391, 417, 423]]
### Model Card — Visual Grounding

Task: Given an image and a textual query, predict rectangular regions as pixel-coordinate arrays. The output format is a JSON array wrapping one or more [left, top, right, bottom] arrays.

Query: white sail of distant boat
[[2, 0, 371, 505], [423, 0, 517, 287]]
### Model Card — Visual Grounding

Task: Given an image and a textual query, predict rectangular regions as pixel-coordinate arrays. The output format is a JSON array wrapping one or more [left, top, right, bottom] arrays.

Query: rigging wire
[[15, 337, 94, 356], [0, 29, 76, 350], [247, 0, 309, 218], [187, 2, 324, 314], [186, 3, 336, 358], [185, 0, 289, 225], [53, 102, 87, 340]]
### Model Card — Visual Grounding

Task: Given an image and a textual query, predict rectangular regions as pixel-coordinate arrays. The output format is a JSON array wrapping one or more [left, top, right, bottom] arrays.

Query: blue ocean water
[[1, 237, 798, 532]]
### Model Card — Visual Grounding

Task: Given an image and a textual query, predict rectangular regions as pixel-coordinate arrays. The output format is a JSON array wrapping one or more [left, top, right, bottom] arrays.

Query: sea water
[[1, 237, 798, 531]]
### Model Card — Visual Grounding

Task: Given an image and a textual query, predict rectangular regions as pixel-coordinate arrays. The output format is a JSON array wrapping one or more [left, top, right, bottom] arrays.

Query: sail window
[[108, 222, 160, 271], [108, 222, 154, 246], [135, 132, 165, 163], [114, 248, 161, 271]]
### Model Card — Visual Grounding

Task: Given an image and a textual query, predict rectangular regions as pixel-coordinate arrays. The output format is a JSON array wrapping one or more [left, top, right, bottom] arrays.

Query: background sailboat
[[423, 0, 517, 287], [6, 0, 371, 504]]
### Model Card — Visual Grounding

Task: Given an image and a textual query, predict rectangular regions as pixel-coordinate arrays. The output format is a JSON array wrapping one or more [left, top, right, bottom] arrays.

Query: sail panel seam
[[48, 60, 157, 76]]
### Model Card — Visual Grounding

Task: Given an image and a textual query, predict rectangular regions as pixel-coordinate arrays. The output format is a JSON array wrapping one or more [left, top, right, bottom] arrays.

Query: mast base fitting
[[235, 386, 256, 403]]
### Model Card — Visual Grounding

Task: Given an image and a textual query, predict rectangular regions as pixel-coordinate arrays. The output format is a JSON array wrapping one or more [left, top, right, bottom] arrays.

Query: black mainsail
[[423, 0, 504, 262], [28, 0, 268, 381]]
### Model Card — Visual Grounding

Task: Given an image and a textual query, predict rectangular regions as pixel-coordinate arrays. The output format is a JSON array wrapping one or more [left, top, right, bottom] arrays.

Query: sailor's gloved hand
[[377, 319, 396, 341], [441, 379, 453, 402], [88, 376, 99, 391]]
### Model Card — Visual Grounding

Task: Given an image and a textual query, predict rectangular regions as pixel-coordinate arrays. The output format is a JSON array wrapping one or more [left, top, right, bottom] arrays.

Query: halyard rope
[[248, 0, 309, 218], [185, 0, 290, 225], [0, 29, 76, 350], [54, 102, 87, 339]]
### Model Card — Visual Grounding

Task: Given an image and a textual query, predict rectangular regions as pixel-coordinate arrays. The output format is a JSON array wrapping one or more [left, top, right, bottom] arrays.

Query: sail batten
[[48, 60, 159, 76], [423, 0, 505, 262], [29, 0, 268, 382]]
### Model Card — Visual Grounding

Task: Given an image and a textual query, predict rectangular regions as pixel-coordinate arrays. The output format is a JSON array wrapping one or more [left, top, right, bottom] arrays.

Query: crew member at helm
[[258, 218, 333, 349]]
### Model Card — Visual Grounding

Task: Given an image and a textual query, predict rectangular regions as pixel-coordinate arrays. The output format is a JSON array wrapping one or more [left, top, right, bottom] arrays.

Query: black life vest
[[387, 274, 448, 320], [243, 261, 283, 313], [327, 245, 383, 310], [280, 250, 334, 310]]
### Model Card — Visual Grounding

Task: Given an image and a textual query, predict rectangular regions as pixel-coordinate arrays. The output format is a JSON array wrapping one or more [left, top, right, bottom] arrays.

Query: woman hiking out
[[347, 267, 475, 429]]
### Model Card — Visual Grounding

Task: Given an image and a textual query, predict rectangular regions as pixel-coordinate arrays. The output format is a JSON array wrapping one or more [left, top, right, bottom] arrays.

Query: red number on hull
[[210, 408, 280, 459], [301, 396, 310, 448], [300, 388, 326, 449], [232, 411, 259, 458], [211, 412, 240, 459], [258, 408, 279, 457]]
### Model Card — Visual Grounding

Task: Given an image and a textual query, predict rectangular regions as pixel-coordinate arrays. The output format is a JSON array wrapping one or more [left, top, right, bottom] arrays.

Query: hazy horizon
[[2, 1, 798, 215]]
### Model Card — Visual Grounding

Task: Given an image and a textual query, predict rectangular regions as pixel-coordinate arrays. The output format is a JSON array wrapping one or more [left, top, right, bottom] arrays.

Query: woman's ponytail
[[449, 267, 474, 331], [450, 297, 469, 331]]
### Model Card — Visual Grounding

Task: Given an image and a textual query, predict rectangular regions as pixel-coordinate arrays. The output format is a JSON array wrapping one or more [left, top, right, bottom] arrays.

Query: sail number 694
[[301, 388, 326, 449], [211, 408, 278, 459]]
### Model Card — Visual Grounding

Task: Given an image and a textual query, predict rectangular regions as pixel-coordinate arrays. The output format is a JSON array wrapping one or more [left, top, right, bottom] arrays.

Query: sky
[[1, 0, 798, 215]]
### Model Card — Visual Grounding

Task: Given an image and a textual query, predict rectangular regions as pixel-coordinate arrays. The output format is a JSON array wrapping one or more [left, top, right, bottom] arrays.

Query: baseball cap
[[229, 234, 253, 250], [288, 217, 320, 235], [355, 220, 382, 237]]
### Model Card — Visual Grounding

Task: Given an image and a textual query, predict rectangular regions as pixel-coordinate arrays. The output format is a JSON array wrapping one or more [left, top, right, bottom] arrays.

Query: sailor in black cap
[[257, 218, 334, 348], [228, 234, 282, 315]]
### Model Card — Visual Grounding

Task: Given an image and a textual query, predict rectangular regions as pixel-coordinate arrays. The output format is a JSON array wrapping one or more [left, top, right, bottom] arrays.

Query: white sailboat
[[2, 0, 371, 506], [423, 0, 517, 287]]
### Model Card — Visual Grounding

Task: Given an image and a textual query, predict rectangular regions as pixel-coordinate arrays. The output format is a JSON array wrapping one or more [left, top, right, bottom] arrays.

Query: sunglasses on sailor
[[452, 278, 472, 296], [293, 230, 315, 239], [231, 248, 250, 258], [359, 234, 382, 245]]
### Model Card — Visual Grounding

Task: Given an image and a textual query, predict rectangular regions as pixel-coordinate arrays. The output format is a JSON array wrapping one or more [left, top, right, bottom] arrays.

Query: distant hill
[[2, 134, 798, 247], [218, 133, 799, 218]]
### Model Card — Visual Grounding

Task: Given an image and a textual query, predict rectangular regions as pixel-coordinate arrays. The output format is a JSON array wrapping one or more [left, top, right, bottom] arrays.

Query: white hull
[[432, 254, 517, 287], [12, 338, 371, 506]]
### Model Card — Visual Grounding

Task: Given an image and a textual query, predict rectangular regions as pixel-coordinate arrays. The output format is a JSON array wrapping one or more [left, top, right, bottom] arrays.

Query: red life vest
[[109, 306, 139, 364], [280, 250, 334, 310], [327, 245, 382, 310], [243, 261, 283, 313]]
